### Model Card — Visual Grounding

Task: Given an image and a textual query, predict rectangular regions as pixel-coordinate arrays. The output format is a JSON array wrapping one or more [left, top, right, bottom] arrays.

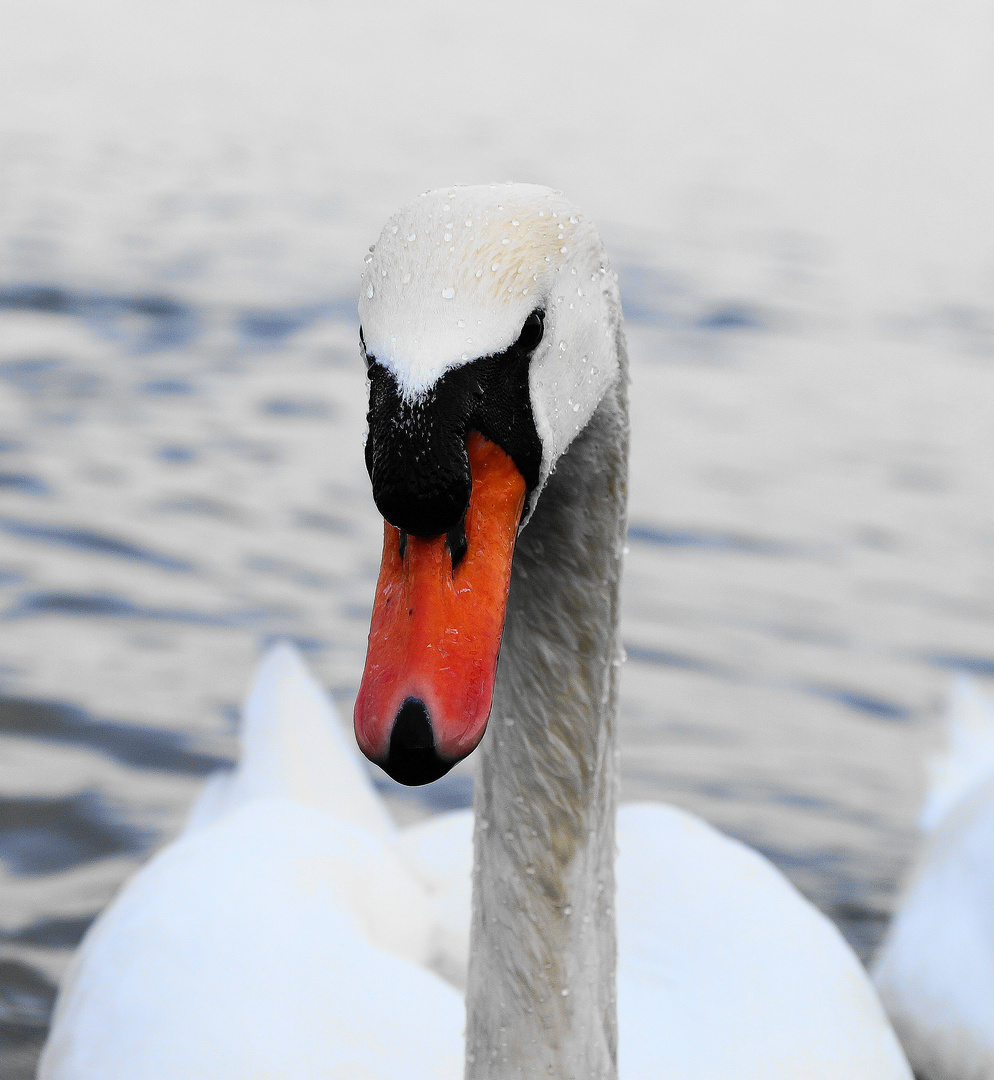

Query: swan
[[38, 640, 910, 1080], [872, 675, 994, 1079], [38, 642, 465, 1080], [38, 183, 911, 1080], [350, 182, 910, 1078]]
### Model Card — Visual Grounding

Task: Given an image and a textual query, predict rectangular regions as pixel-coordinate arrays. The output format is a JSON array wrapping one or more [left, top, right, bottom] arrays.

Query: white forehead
[[359, 183, 601, 398]]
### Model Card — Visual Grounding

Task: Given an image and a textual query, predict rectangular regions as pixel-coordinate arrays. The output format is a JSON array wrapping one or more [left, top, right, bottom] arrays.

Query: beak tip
[[378, 698, 460, 786]]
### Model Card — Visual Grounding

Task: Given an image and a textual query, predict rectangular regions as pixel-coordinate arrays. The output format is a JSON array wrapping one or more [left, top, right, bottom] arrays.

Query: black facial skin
[[363, 310, 545, 538]]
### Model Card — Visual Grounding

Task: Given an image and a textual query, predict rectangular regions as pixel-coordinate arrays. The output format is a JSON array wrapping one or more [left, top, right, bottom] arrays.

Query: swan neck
[[465, 356, 629, 1080]]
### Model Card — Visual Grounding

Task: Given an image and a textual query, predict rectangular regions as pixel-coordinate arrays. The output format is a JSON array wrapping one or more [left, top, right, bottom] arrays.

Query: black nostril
[[384, 698, 457, 786], [446, 520, 468, 572]]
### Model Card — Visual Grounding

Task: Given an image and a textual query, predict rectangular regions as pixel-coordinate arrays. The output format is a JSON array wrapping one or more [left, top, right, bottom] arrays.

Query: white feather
[[920, 674, 994, 833], [874, 676, 994, 1080]]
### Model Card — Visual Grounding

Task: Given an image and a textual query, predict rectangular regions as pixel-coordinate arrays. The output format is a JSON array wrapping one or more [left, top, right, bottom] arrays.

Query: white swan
[[39, 643, 465, 1080], [873, 675, 994, 1080], [40, 641, 910, 1080], [39, 184, 911, 1079]]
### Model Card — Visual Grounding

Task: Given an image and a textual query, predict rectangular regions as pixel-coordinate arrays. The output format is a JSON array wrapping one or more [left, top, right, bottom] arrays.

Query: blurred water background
[[1, 0, 993, 1075]]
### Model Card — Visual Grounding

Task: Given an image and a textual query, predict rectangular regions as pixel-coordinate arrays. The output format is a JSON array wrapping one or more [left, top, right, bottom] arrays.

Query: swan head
[[354, 183, 621, 784]]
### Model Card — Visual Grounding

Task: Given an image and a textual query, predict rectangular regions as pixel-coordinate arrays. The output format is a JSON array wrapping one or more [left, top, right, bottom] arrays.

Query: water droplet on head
[[491, 262, 500, 271], [391, 225, 399, 234], [407, 234, 416, 242], [364, 254, 373, 264], [403, 272, 411, 284], [444, 233, 452, 242], [501, 237, 511, 245], [366, 286, 374, 298], [475, 269, 483, 278], [457, 319, 466, 328], [573, 402, 580, 412], [465, 219, 473, 227], [441, 287, 455, 299], [512, 219, 520, 226], [560, 247, 568, 254]]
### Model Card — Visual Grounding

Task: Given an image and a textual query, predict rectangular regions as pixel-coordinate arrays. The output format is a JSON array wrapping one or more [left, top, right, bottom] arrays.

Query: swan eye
[[515, 309, 545, 355]]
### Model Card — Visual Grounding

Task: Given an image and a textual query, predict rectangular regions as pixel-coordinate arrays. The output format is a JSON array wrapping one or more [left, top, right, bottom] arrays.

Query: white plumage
[[40, 642, 911, 1079], [873, 676, 994, 1080], [39, 644, 465, 1080]]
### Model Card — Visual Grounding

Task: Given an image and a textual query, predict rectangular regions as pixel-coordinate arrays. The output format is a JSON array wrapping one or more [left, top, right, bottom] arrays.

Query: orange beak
[[354, 431, 527, 784]]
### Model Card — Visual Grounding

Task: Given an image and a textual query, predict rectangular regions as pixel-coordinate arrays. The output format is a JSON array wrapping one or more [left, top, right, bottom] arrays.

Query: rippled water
[[1, 268, 993, 1076]]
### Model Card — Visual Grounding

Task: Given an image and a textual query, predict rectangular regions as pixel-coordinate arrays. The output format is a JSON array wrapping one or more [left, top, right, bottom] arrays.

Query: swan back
[[920, 674, 994, 833], [396, 802, 913, 1077], [873, 677, 994, 1079], [38, 643, 464, 1080], [185, 640, 395, 842], [616, 804, 911, 1079], [40, 800, 463, 1080]]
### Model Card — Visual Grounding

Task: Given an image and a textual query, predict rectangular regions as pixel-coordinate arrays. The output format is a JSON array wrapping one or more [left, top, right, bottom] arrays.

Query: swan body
[[41, 642, 911, 1079], [41, 185, 910, 1078], [39, 644, 465, 1080], [873, 676, 994, 1080], [615, 802, 909, 1080], [402, 799, 913, 1079]]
